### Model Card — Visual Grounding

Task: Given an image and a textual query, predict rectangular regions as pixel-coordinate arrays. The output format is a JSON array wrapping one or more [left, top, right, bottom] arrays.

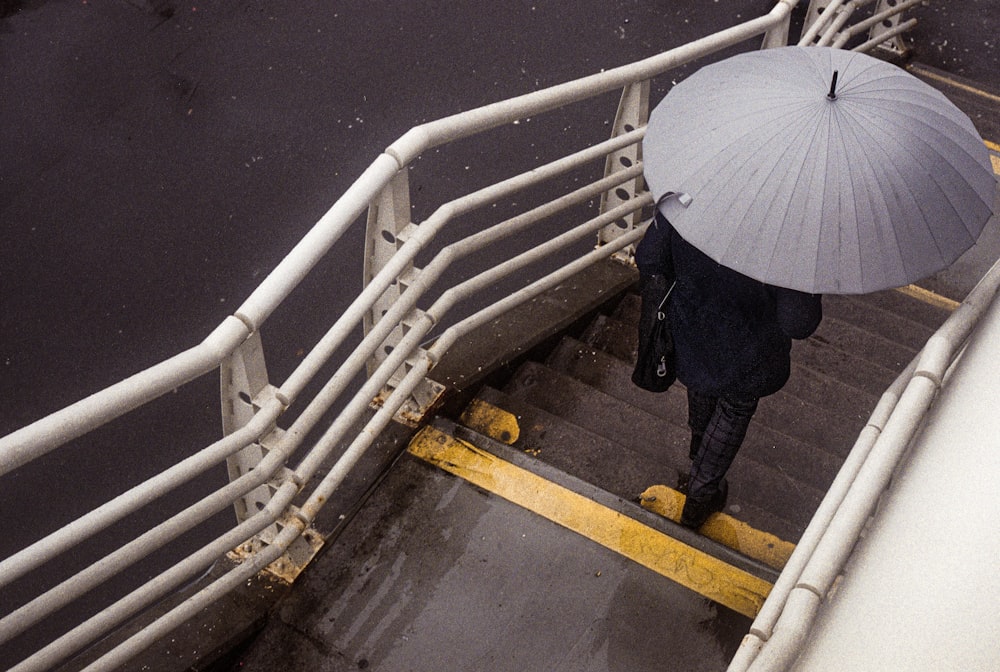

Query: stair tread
[[501, 362, 826, 532], [469, 386, 806, 542], [821, 292, 948, 352], [584, 296, 916, 406], [549, 335, 868, 460]]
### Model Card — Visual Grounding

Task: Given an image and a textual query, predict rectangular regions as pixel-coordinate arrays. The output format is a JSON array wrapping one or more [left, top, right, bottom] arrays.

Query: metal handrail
[[0, 1, 795, 477], [800, 0, 922, 51], [0, 0, 927, 668], [728, 257, 1000, 672]]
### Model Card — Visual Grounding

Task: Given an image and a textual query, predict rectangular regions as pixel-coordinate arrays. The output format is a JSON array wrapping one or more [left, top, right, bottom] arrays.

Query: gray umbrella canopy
[[643, 46, 997, 294]]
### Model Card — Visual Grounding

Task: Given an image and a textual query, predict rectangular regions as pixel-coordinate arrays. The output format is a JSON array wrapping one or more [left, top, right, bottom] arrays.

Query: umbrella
[[642, 46, 998, 294]]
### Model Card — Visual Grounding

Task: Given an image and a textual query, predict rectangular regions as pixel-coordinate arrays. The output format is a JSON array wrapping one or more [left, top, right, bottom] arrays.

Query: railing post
[[761, 4, 793, 48], [364, 168, 414, 377], [221, 331, 281, 526], [597, 80, 649, 264], [221, 332, 322, 581], [867, 0, 912, 57], [363, 168, 445, 425]]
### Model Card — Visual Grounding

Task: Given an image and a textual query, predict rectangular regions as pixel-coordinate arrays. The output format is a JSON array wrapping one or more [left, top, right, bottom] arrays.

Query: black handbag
[[631, 274, 677, 392]]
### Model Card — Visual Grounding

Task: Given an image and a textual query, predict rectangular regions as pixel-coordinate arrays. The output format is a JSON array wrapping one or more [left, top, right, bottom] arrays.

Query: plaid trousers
[[686, 388, 759, 501]]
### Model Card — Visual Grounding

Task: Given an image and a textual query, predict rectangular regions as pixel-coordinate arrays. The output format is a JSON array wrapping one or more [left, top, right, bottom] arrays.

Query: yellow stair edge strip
[[409, 425, 772, 619], [897, 284, 960, 312], [460, 398, 521, 445], [460, 399, 796, 572], [639, 485, 795, 572]]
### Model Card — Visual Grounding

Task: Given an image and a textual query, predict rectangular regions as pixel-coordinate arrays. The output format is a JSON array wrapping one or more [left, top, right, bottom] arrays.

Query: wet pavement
[[225, 451, 750, 672]]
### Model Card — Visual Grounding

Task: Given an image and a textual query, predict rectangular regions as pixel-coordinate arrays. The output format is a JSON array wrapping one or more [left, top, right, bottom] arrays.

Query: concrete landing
[[227, 447, 750, 672]]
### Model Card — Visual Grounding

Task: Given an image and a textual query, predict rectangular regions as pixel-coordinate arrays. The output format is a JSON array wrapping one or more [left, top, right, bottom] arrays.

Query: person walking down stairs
[[635, 209, 823, 529]]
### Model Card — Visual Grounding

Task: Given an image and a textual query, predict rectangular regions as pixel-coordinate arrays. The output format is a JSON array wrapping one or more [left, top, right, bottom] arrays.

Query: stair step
[[579, 313, 635, 362], [792, 335, 901, 399], [860, 288, 954, 330], [502, 362, 825, 536], [610, 290, 641, 325], [534, 349, 844, 494], [822, 291, 948, 352], [465, 386, 804, 542], [808, 314, 917, 374], [468, 386, 678, 501], [549, 335, 865, 461]]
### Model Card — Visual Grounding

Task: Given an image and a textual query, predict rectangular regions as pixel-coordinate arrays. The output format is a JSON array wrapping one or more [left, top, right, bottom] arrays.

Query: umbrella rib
[[841, 102, 952, 282], [831, 100, 896, 292], [757, 102, 835, 290], [702, 103, 823, 271], [853, 101, 988, 246]]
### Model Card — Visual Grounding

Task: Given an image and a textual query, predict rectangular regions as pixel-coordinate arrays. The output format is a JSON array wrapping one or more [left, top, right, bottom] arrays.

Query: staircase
[[425, 283, 952, 566]]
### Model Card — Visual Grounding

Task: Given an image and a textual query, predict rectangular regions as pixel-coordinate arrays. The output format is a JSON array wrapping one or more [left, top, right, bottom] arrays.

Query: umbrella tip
[[827, 70, 839, 100]]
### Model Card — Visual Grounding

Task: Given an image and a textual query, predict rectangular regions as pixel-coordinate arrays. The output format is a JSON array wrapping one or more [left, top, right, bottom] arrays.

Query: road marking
[[409, 425, 772, 618], [907, 64, 1000, 105]]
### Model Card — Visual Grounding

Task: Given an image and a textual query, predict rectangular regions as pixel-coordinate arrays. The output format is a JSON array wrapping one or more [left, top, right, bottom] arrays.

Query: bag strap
[[657, 281, 677, 313]]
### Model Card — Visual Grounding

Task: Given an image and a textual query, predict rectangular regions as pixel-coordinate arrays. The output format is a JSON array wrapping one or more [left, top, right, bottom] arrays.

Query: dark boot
[[689, 432, 703, 460], [679, 479, 728, 529]]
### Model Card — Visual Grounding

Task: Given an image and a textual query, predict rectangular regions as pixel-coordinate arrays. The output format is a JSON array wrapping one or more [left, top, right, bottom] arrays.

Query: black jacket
[[636, 213, 822, 398]]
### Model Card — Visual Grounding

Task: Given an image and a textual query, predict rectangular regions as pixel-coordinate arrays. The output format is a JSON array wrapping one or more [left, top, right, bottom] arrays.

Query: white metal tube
[[0, 441, 288, 646], [850, 18, 917, 52], [831, 0, 924, 47], [0, 398, 282, 590], [815, 2, 858, 47], [0, 316, 249, 477], [9, 481, 298, 672], [798, 0, 847, 45], [385, 4, 796, 167]]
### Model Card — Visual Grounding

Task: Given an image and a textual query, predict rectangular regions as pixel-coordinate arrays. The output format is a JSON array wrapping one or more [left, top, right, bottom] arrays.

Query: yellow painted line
[[897, 284, 960, 312], [905, 65, 1000, 175], [409, 425, 772, 618], [639, 485, 795, 572], [907, 64, 1000, 105], [987, 140, 1000, 176]]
